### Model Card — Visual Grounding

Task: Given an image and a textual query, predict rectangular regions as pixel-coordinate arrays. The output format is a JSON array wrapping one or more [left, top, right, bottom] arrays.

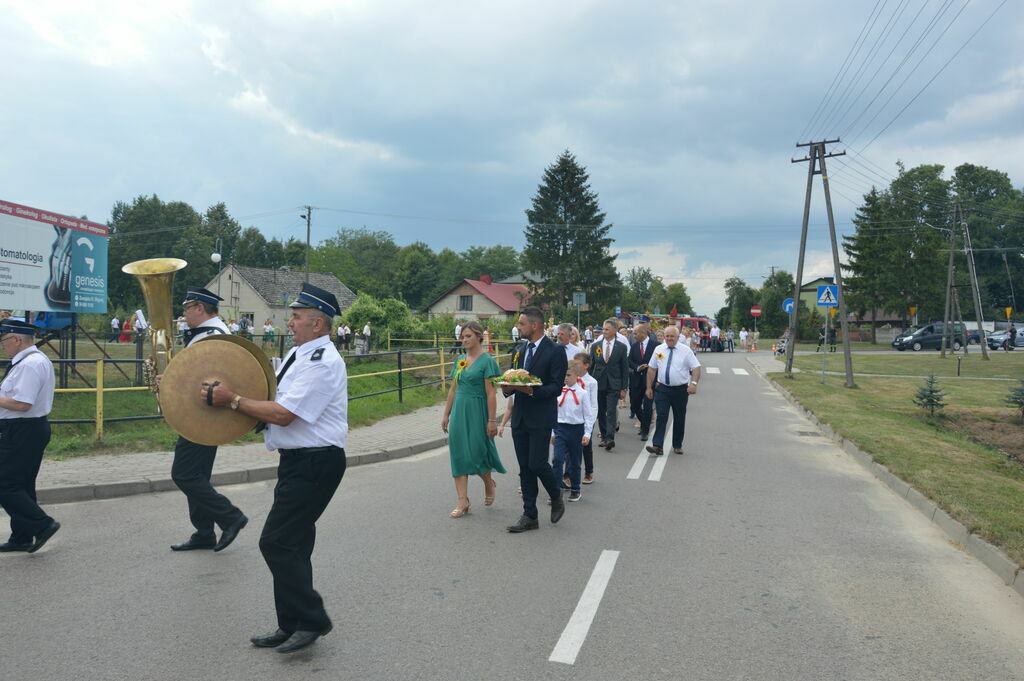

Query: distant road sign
[[573, 291, 586, 307], [817, 285, 838, 307], [750, 306, 762, 317], [782, 298, 795, 313], [614, 305, 622, 316]]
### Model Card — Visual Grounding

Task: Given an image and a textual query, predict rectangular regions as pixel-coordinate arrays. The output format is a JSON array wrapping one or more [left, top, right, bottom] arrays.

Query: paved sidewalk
[[37, 403, 450, 504]]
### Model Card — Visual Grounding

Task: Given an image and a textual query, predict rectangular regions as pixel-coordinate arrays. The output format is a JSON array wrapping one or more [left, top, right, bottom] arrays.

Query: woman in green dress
[[441, 321, 506, 518]]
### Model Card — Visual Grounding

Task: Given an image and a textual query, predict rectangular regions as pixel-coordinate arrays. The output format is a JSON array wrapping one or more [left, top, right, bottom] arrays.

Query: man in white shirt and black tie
[[206, 283, 348, 654], [645, 325, 701, 455]]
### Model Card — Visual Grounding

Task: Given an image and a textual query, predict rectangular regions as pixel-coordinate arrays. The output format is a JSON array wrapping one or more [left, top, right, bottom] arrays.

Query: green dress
[[448, 353, 507, 477]]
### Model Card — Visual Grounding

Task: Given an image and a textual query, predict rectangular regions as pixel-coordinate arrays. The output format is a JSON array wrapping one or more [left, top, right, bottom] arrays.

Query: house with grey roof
[[205, 264, 356, 329]]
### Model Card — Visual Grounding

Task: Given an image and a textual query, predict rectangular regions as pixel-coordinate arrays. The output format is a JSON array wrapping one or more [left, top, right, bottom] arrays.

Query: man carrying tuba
[[168, 286, 248, 553]]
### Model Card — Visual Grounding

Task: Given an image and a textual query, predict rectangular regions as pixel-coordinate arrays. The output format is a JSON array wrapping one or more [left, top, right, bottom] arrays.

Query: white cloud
[[228, 84, 399, 163]]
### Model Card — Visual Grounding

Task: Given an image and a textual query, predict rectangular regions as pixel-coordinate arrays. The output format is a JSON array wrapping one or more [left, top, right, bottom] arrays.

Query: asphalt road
[[3, 352, 1024, 681]]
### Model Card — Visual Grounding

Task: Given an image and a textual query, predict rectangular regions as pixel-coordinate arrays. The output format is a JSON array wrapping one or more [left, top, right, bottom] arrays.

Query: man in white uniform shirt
[[0, 320, 60, 552], [207, 283, 347, 655], [645, 325, 701, 455], [169, 287, 246, 554]]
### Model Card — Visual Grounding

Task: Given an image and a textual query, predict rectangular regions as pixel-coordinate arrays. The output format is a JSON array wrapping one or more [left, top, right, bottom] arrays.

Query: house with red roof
[[425, 275, 531, 320]]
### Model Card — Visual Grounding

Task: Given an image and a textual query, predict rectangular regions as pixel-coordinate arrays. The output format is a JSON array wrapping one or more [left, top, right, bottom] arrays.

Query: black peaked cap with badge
[[1, 319, 37, 335], [182, 286, 224, 306], [290, 283, 340, 318]]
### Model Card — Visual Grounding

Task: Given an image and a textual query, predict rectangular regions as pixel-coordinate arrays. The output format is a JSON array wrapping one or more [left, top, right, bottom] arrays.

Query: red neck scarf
[[559, 387, 579, 406]]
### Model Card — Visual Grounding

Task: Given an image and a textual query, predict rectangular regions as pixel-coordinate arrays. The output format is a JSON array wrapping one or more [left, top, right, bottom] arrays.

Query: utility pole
[[300, 206, 312, 283], [960, 202, 990, 359], [1003, 252, 1017, 318], [785, 139, 856, 388], [940, 219, 956, 358]]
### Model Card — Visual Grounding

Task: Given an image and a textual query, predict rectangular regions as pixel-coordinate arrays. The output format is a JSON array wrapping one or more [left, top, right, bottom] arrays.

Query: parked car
[[892, 322, 965, 351], [966, 329, 981, 345], [986, 330, 1022, 350]]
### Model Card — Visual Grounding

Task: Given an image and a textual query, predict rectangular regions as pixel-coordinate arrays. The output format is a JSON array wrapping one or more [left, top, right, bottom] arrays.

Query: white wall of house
[[427, 283, 512, 321], [207, 268, 288, 329]]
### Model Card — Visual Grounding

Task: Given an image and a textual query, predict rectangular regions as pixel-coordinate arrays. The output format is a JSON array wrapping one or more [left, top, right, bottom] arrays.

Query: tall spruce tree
[[522, 150, 620, 307], [843, 187, 894, 343]]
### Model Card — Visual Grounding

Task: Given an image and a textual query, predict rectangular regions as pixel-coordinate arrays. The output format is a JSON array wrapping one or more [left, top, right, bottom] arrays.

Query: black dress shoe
[[277, 627, 331, 654], [251, 629, 292, 648], [28, 521, 60, 553], [639, 433, 649, 441], [551, 495, 565, 524], [646, 445, 664, 456], [214, 514, 248, 552], [0, 541, 32, 552], [171, 536, 217, 551], [507, 516, 539, 533], [604, 440, 615, 451]]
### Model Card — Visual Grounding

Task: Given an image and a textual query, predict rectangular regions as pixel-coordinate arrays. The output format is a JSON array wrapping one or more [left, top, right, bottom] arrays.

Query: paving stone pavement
[[36, 403, 450, 503]]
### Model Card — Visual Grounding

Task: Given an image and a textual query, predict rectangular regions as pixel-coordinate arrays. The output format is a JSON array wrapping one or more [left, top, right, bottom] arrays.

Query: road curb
[[746, 356, 1023, 593], [37, 436, 449, 506]]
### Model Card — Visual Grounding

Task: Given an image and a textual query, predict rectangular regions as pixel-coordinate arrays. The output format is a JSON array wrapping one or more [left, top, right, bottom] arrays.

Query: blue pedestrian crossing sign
[[782, 297, 795, 313], [817, 285, 839, 307]]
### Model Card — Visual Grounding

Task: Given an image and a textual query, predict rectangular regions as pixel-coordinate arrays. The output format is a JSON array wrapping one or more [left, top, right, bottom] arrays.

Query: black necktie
[[524, 343, 536, 371], [276, 351, 297, 382], [256, 352, 297, 433]]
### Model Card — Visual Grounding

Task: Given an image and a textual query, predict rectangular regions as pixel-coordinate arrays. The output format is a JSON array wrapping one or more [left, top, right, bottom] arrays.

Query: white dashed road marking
[[732, 367, 749, 375], [705, 367, 721, 374], [549, 549, 621, 665]]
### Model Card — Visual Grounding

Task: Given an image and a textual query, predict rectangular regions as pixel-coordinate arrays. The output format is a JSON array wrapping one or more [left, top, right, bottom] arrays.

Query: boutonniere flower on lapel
[[595, 346, 602, 356], [656, 352, 664, 360], [512, 351, 520, 368]]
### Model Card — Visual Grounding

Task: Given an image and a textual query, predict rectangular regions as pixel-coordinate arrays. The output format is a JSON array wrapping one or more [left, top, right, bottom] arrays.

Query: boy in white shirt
[[574, 352, 599, 485], [550, 362, 594, 502]]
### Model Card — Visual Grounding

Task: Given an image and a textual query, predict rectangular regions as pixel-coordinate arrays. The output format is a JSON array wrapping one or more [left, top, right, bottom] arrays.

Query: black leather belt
[[656, 383, 688, 390], [279, 445, 342, 455]]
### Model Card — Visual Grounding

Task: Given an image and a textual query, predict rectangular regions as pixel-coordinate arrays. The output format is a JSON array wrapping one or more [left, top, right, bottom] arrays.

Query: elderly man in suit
[[504, 306, 568, 533], [628, 324, 656, 441], [590, 318, 629, 451]]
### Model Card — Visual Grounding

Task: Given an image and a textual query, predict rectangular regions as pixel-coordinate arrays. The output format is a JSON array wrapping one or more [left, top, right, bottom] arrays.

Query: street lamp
[[212, 237, 223, 295]]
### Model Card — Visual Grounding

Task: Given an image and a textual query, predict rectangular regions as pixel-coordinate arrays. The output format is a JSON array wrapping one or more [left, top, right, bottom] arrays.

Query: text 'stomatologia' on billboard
[[0, 200, 109, 314]]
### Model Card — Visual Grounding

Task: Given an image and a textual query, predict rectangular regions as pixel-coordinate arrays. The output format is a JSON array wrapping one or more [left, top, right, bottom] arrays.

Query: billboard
[[0, 200, 108, 314]]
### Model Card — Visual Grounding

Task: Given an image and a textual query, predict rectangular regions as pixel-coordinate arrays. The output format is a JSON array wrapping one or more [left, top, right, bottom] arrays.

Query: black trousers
[[582, 440, 594, 475], [511, 426, 560, 520], [596, 389, 620, 441], [0, 418, 54, 544], [260, 447, 345, 633], [652, 385, 689, 449], [171, 436, 243, 539], [629, 383, 653, 435]]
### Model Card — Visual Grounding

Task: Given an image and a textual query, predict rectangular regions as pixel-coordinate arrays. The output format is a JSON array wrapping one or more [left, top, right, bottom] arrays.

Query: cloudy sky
[[2, 0, 1021, 314]]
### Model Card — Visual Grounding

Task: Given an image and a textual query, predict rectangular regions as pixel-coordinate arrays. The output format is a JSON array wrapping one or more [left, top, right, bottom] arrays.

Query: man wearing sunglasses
[[0, 319, 60, 553], [168, 287, 248, 553]]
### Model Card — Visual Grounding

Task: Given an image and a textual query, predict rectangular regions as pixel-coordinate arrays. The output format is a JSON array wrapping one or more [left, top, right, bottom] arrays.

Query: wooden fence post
[[95, 359, 105, 440]]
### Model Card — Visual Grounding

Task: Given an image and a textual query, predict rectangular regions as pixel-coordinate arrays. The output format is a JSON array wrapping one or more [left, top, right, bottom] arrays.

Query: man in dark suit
[[589, 318, 629, 451], [628, 324, 656, 441], [504, 306, 568, 533]]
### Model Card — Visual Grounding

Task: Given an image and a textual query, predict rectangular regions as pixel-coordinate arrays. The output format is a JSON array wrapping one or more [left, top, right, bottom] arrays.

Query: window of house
[[457, 295, 473, 311]]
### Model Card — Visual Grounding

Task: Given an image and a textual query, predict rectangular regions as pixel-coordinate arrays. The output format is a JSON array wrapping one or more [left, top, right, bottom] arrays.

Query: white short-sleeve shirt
[[0, 346, 54, 418], [264, 334, 348, 451], [186, 316, 229, 348], [647, 342, 701, 387]]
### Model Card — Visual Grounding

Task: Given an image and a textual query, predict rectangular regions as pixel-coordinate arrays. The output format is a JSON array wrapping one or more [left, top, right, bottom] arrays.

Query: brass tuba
[[122, 257, 188, 390]]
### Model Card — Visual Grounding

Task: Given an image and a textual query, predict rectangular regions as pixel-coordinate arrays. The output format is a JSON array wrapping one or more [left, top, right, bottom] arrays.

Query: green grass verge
[[791, 350, 1024, 379], [770, 371, 1024, 566], [46, 357, 446, 459]]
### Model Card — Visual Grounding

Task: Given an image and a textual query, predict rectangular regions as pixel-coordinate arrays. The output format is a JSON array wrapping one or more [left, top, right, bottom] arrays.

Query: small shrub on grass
[[1006, 380, 1024, 425], [913, 374, 946, 418]]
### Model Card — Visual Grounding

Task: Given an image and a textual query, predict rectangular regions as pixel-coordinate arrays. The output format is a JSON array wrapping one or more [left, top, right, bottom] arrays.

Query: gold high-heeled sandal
[[484, 481, 496, 506], [449, 499, 471, 518]]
